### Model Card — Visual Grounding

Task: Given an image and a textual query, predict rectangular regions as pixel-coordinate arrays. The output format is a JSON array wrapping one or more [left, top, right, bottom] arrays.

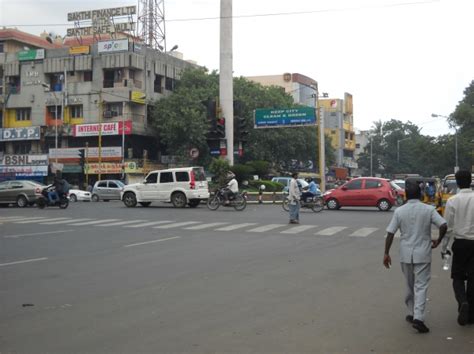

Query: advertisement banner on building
[[72, 121, 132, 137], [0, 154, 49, 177], [124, 160, 144, 174], [98, 39, 129, 53], [85, 163, 123, 174], [0, 126, 41, 141], [131, 91, 146, 104], [49, 147, 122, 160], [254, 107, 317, 128], [18, 49, 45, 61], [69, 46, 90, 55]]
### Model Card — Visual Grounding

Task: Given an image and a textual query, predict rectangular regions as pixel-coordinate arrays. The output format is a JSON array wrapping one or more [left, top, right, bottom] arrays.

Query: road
[[1, 201, 473, 353]]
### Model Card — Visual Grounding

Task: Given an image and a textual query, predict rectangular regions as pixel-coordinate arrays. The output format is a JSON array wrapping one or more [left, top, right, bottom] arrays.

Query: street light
[[431, 113, 458, 172], [397, 137, 411, 163], [312, 92, 329, 192]]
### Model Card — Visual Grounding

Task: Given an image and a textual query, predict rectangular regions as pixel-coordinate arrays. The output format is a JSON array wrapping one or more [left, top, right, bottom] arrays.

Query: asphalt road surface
[[1, 201, 473, 353]]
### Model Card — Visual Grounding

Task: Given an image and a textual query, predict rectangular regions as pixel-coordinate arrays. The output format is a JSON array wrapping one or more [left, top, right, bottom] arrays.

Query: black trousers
[[451, 239, 474, 317]]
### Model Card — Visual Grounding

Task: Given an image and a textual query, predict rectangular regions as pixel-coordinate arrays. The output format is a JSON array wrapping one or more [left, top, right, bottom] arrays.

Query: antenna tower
[[137, 0, 166, 51]]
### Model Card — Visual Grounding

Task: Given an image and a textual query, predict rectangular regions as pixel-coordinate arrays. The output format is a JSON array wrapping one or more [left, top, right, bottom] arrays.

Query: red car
[[323, 177, 399, 211]]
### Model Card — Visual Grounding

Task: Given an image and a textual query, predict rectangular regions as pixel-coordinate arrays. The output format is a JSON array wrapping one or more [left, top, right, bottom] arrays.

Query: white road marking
[[184, 222, 229, 230], [0, 216, 28, 221], [124, 236, 181, 248], [280, 225, 318, 234], [14, 217, 68, 224], [4, 229, 75, 238], [4, 217, 48, 223], [247, 224, 287, 233], [96, 220, 147, 227], [124, 220, 174, 228], [153, 221, 200, 229], [40, 218, 91, 225], [315, 226, 347, 236], [349, 227, 379, 237], [0, 257, 48, 267], [69, 219, 119, 226], [215, 223, 258, 231]]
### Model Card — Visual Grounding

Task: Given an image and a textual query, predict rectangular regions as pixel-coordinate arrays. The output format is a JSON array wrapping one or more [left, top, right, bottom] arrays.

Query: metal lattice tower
[[137, 0, 166, 51]]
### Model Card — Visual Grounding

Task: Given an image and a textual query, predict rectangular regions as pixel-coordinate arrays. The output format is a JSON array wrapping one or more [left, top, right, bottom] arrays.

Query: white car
[[121, 167, 210, 208], [68, 189, 92, 202]]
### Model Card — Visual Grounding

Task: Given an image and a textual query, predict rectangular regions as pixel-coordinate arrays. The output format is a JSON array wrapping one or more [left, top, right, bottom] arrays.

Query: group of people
[[384, 170, 474, 333]]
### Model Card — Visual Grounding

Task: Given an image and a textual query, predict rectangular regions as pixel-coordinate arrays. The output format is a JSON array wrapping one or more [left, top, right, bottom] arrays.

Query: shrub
[[231, 164, 254, 183], [248, 180, 285, 192], [246, 160, 270, 178]]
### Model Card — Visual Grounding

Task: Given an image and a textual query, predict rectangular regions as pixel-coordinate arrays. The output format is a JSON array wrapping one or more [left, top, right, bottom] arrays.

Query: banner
[[85, 162, 123, 174], [1, 154, 48, 166], [18, 49, 45, 61], [49, 147, 122, 160], [73, 121, 132, 137], [98, 39, 129, 53], [69, 46, 90, 55], [0, 127, 41, 141]]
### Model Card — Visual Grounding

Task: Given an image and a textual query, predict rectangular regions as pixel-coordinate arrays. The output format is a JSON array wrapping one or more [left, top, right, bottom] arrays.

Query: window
[[0, 42, 4, 53], [13, 142, 31, 154], [7, 76, 21, 94], [16, 108, 31, 121], [47, 106, 62, 119], [165, 77, 174, 91], [154, 74, 163, 93], [98, 181, 107, 188], [175, 172, 189, 182], [70, 105, 83, 118], [145, 172, 158, 184], [160, 172, 174, 183], [84, 71, 93, 82], [356, 143, 360, 149], [109, 182, 119, 188], [129, 70, 135, 80], [365, 180, 381, 189], [104, 103, 123, 117], [346, 180, 363, 190]]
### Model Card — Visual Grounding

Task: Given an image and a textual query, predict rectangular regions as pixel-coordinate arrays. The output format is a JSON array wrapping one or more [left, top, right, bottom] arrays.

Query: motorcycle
[[36, 185, 69, 209], [207, 188, 247, 211], [282, 194, 324, 213]]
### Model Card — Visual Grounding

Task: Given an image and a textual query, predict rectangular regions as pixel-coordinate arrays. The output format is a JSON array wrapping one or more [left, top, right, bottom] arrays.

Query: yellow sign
[[85, 162, 122, 174], [131, 91, 146, 104], [69, 46, 90, 55], [124, 161, 143, 174]]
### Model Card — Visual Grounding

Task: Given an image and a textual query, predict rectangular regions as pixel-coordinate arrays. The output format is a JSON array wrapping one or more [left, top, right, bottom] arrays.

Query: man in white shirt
[[288, 172, 301, 224], [443, 170, 474, 326], [223, 172, 239, 204]]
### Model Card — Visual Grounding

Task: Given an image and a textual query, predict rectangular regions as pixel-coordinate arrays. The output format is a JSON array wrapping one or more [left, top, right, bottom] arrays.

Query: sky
[[1, 0, 473, 137]]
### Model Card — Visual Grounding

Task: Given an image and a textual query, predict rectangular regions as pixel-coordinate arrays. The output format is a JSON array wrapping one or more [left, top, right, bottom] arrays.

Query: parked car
[[121, 167, 209, 208], [271, 176, 309, 193], [68, 189, 92, 202], [0, 180, 44, 207], [91, 180, 125, 202], [323, 177, 398, 211]]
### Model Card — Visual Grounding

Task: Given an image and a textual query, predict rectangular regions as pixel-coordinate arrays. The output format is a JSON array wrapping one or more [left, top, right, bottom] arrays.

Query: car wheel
[[188, 199, 200, 208], [123, 192, 137, 207], [326, 198, 340, 210], [377, 199, 392, 211], [171, 192, 187, 208], [140, 202, 151, 207], [69, 194, 77, 202], [92, 194, 99, 202], [16, 195, 28, 208]]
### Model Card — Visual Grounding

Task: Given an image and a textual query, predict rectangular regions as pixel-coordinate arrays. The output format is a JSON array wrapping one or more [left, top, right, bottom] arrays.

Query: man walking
[[383, 181, 447, 333], [442, 170, 474, 326], [288, 172, 301, 224]]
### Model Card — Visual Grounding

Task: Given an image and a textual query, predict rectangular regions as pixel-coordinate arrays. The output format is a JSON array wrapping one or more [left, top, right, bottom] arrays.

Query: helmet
[[226, 171, 236, 179]]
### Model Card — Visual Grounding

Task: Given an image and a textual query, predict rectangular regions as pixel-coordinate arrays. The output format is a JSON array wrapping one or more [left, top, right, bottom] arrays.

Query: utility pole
[[220, 0, 234, 165], [318, 106, 326, 192]]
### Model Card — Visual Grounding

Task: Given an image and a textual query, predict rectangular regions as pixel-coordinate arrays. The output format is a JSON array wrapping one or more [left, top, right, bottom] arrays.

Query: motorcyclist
[[301, 178, 321, 202], [223, 171, 239, 205], [47, 176, 68, 204]]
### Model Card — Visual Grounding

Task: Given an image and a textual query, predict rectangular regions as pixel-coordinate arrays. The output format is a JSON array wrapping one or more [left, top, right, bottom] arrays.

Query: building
[[0, 28, 195, 184], [354, 129, 371, 176]]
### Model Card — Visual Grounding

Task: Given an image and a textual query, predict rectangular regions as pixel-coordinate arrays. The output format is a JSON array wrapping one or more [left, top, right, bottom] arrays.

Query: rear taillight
[[190, 171, 196, 189]]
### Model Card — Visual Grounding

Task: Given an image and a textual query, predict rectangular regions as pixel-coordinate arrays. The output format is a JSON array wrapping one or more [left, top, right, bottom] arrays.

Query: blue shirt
[[308, 181, 319, 194], [386, 199, 446, 263]]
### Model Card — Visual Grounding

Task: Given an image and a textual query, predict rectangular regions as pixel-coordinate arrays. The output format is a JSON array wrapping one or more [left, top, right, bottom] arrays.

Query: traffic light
[[202, 98, 219, 138], [216, 117, 226, 138], [78, 148, 85, 167], [234, 116, 249, 140]]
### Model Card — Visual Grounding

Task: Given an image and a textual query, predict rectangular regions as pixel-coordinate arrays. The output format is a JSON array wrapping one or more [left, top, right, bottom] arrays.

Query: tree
[[451, 81, 474, 171]]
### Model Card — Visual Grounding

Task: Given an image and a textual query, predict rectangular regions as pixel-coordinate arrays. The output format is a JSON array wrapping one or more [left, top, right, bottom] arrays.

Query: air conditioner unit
[[103, 111, 112, 118]]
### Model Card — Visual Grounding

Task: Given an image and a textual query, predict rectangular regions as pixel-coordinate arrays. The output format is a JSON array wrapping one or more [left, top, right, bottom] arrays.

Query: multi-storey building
[[0, 28, 194, 184]]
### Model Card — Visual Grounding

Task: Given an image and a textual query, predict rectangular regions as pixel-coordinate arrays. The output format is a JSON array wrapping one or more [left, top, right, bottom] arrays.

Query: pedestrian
[[442, 170, 474, 326], [383, 180, 447, 333], [288, 172, 301, 224]]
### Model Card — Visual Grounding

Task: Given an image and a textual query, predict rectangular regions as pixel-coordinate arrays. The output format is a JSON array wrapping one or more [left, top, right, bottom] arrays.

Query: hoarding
[[0, 154, 49, 177], [98, 39, 129, 53], [69, 46, 90, 55], [67, 6, 136, 36], [73, 121, 132, 137], [0, 127, 41, 141], [131, 91, 145, 104], [18, 49, 45, 61], [254, 107, 316, 128], [49, 147, 122, 160], [85, 163, 123, 174]]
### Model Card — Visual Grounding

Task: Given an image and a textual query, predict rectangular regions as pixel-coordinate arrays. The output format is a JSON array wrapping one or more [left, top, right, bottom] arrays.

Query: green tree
[[451, 81, 474, 171]]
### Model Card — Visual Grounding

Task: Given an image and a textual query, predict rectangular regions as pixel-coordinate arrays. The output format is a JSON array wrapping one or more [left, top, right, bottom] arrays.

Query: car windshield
[[390, 181, 403, 190], [115, 181, 125, 187]]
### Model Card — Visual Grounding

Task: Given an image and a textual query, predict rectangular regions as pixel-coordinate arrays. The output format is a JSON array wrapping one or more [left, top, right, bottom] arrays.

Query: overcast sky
[[1, 0, 473, 136]]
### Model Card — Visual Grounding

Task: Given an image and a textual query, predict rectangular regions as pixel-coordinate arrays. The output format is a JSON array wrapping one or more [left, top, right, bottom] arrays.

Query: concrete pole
[[319, 106, 326, 192], [220, 0, 234, 165]]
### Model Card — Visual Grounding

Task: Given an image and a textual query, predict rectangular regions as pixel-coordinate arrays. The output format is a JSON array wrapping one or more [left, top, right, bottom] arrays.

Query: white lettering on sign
[[0, 127, 40, 141], [1, 154, 48, 166]]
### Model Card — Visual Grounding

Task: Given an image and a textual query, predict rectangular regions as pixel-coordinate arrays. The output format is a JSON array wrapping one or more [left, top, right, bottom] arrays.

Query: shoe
[[458, 302, 469, 326], [405, 315, 414, 323], [289, 220, 297, 224], [412, 319, 430, 333]]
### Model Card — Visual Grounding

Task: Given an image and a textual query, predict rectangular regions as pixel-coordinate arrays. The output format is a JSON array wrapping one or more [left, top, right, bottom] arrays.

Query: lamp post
[[397, 137, 411, 163], [312, 92, 328, 192], [431, 113, 458, 172]]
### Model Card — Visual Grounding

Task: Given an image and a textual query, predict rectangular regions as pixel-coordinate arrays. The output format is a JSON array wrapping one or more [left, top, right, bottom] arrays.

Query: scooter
[[36, 185, 69, 209]]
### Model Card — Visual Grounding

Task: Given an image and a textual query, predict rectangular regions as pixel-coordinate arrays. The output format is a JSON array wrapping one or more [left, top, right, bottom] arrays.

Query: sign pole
[[98, 91, 102, 181], [85, 141, 89, 186], [319, 106, 326, 193]]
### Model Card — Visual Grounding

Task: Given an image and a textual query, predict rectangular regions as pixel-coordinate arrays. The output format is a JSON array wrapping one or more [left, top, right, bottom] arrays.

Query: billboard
[[0, 154, 49, 177], [67, 6, 136, 36], [18, 49, 45, 61], [254, 107, 316, 128], [73, 121, 132, 137], [49, 147, 122, 160], [0, 127, 41, 141], [98, 39, 129, 53]]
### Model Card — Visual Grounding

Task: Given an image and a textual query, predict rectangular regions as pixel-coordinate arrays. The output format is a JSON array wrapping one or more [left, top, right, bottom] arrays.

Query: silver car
[[91, 180, 125, 202], [0, 180, 44, 207]]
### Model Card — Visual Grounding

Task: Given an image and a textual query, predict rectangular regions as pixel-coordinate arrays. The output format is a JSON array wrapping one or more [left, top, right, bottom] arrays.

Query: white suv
[[121, 167, 210, 208]]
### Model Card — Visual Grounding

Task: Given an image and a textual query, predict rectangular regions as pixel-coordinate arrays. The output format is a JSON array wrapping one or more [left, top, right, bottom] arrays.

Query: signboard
[[67, 23, 134, 37], [97, 39, 129, 53], [0, 165, 48, 176], [68, 6, 136, 21], [49, 147, 122, 160], [254, 107, 317, 128], [0, 154, 49, 177], [67, 6, 136, 36], [0, 127, 41, 141], [73, 121, 132, 137], [124, 160, 144, 174], [131, 91, 146, 104], [18, 49, 45, 61], [85, 162, 123, 174], [69, 46, 90, 55]]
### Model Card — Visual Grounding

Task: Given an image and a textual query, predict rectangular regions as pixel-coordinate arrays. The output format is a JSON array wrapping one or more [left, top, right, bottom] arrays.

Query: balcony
[[344, 139, 356, 151]]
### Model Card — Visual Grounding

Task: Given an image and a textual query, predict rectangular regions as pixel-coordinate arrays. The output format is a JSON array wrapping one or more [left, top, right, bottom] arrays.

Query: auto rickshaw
[[405, 177, 439, 207], [436, 173, 474, 215]]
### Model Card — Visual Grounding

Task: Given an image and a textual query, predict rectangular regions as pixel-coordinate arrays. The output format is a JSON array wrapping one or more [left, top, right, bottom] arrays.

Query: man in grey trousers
[[383, 181, 447, 333]]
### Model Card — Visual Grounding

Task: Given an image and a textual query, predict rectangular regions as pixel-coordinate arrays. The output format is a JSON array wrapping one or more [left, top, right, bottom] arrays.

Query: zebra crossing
[[0, 215, 384, 238]]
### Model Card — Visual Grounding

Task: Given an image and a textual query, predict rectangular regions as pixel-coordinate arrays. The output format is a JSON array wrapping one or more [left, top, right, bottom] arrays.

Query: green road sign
[[254, 107, 316, 128]]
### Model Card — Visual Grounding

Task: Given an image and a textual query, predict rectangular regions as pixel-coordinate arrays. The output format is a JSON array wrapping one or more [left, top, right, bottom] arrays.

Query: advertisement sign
[[254, 107, 317, 128], [0, 154, 49, 177], [124, 161, 144, 174], [67, 6, 136, 36], [68, 6, 136, 21], [49, 147, 122, 160], [69, 46, 90, 55], [73, 121, 132, 137], [0, 165, 48, 176], [131, 91, 146, 104], [0, 127, 41, 141], [18, 49, 45, 61], [98, 39, 129, 53], [85, 163, 123, 174]]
